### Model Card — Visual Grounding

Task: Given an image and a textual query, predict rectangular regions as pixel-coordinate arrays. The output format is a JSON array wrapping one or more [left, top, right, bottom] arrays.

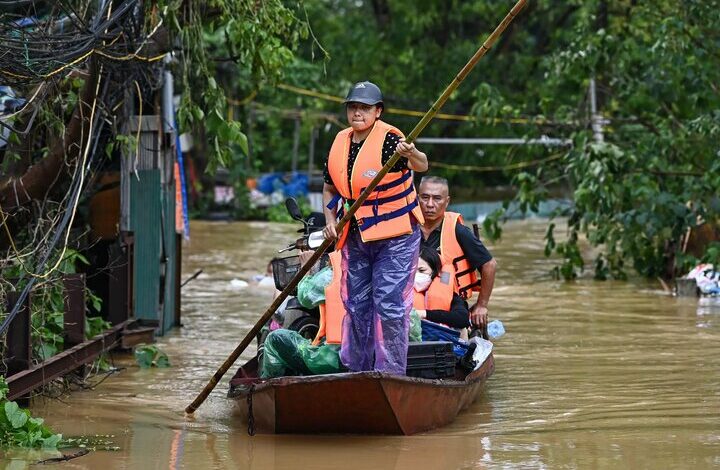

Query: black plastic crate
[[406, 341, 456, 379]]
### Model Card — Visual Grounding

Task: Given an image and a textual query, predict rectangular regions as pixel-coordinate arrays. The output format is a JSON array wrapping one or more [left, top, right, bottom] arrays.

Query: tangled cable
[[0, 0, 162, 87]]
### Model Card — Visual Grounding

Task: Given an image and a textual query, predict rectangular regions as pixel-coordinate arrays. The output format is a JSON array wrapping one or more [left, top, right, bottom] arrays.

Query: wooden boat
[[227, 352, 494, 435]]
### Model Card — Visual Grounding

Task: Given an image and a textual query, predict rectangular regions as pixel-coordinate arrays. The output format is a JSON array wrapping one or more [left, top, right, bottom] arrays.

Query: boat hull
[[229, 354, 494, 435]]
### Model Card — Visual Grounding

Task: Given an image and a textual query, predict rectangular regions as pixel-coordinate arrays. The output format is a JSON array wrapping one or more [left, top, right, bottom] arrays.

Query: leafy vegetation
[[157, 0, 309, 173], [1, 248, 109, 366], [0, 377, 62, 449], [134, 345, 170, 369], [266, 197, 313, 223], [485, 0, 720, 280], [225, 0, 719, 280]]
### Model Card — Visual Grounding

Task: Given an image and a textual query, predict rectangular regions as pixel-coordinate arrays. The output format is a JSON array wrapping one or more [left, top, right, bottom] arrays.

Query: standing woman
[[322, 81, 428, 375]]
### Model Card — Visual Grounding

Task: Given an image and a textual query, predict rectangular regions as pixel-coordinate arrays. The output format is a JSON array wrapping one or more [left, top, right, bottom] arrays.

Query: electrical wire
[[430, 151, 566, 172], [0, 69, 109, 336], [274, 83, 570, 126], [0, 0, 160, 86]]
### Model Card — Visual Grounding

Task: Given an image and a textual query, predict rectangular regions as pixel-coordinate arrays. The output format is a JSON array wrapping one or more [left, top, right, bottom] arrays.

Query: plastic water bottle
[[487, 320, 505, 340]]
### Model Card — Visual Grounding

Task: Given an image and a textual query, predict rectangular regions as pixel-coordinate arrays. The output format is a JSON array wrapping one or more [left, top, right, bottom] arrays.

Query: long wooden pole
[[185, 0, 527, 414]]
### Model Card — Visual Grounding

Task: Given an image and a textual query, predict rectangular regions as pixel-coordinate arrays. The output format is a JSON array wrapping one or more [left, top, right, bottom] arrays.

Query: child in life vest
[[413, 246, 471, 333]]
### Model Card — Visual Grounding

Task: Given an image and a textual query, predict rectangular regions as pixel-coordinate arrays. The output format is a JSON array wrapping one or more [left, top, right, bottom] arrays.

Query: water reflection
[[2, 219, 718, 469]]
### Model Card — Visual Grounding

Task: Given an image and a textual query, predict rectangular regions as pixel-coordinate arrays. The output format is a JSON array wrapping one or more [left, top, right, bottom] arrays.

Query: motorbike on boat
[[256, 198, 327, 362]]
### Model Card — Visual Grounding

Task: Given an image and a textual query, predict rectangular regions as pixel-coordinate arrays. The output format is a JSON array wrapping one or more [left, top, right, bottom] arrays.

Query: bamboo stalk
[[185, 0, 528, 414]]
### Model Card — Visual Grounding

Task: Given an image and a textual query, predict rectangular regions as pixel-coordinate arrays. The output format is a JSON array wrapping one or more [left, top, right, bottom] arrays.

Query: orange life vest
[[411, 267, 454, 311], [313, 250, 345, 346], [439, 212, 482, 299], [326, 120, 424, 250]]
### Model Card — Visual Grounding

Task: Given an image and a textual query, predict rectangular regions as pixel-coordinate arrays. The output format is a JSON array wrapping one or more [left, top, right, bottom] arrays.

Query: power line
[[416, 136, 572, 146], [275, 83, 568, 126], [431, 152, 566, 172]]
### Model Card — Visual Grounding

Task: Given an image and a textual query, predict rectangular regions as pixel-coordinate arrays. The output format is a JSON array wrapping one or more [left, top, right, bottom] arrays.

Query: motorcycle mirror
[[307, 231, 325, 249], [285, 197, 304, 222]]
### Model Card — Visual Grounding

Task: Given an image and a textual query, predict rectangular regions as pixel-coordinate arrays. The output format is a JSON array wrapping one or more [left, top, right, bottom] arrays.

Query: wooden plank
[[121, 326, 155, 348], [63, 274, 86, 348], [107, 239, 130, 326], [124, 232, 135, 319], [5, 291, 31, 378]]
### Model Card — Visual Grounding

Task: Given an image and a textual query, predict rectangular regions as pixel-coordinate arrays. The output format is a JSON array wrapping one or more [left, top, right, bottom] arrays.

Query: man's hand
[[298, 250, 315, 267], [470, 303, 488, 329]]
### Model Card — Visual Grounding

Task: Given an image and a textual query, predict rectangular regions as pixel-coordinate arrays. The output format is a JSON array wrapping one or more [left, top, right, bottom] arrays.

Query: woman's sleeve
[[425, 294, 471, 329], [324, 157, 333, 184], [382, 132, 409, 171]]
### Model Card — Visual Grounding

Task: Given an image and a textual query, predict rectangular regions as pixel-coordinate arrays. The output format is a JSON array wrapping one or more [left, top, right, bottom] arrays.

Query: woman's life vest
[[313, 250, 345, 346], [326, 120, 424, 250], [439, 212, 482, 299]]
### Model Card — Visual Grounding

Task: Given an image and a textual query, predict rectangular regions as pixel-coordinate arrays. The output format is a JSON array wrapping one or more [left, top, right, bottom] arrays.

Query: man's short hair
[[419, 176, 449, 193]]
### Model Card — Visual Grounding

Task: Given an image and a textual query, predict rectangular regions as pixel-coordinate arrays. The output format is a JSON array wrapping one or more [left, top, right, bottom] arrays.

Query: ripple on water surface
[[9, 220, 720, 470]]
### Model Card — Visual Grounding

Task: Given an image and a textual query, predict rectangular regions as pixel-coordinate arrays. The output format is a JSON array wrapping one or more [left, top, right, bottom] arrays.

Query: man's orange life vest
[[326, 120, 424, 250], [439, 212, 482, 299], [313, 250, 345, 346]]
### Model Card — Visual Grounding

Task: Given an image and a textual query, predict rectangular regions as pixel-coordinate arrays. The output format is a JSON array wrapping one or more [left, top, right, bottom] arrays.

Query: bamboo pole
[[185, 0, 528, 414]]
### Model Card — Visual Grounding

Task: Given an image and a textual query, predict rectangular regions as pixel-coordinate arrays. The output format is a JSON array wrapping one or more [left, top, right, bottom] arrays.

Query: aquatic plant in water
[[0, 377, 62, 449], [134, 344, 171, 369]]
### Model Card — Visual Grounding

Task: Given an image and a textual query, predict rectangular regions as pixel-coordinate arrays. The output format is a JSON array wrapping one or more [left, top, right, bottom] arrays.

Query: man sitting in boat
[[418, 176, 496, 333]]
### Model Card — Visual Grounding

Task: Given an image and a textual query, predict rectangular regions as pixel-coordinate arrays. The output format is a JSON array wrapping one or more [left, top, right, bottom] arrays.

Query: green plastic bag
[[409, 309, 422, 342], [261, 329, 342, 378], [297, 266, 333, 309]]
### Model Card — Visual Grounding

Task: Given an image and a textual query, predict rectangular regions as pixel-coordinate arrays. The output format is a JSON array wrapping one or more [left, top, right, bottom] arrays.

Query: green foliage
[[473, 0, 720, 280], [702, 242, 720, 268], [27, 249, 109, 361], [148, 0, 719, 279], [134, 345, 170, 369], [0, 377, 62, 449], [2, 248, 109, 363], [266, 197, 312, 223], [156, 0, 308, 174]]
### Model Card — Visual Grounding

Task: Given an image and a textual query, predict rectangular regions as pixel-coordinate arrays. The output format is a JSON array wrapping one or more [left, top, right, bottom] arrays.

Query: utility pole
[[245, 106, 254, 172], [291, 113, 300, 173], [307, 126, 316, 181], [589, 77, 606, 143]]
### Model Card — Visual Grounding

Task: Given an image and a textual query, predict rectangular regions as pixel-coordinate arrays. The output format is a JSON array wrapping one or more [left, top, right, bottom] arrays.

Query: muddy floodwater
[[3, 219, 720, 469]]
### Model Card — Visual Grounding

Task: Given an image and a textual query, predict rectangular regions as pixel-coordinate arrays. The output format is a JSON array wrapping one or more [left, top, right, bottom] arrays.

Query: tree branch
[[0, 64, 100, 212]]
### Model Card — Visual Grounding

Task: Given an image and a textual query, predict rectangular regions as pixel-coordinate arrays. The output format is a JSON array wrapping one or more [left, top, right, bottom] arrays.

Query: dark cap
[[343, 81, 383, 106]]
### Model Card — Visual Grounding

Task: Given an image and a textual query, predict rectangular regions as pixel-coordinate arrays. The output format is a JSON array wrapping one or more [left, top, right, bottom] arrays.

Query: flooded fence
[[3, 270, 156, 403]]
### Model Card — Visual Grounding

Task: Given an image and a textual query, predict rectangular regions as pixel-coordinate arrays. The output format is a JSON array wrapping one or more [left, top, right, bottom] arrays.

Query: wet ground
[[2, 219, 719, 469]]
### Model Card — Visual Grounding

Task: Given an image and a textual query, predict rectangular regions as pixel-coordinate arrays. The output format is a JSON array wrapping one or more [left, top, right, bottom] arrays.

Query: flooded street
[[4, 219, 720, 469]]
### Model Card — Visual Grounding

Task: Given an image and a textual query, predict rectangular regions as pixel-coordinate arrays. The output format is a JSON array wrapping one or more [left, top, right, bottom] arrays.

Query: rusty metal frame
[[3, 232, 159, 402], [5, 320, 135, 401]]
